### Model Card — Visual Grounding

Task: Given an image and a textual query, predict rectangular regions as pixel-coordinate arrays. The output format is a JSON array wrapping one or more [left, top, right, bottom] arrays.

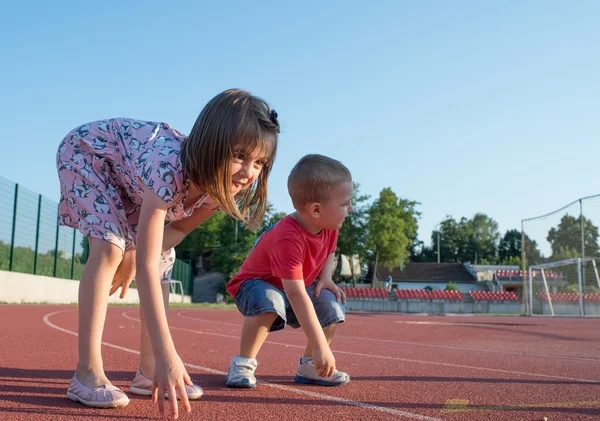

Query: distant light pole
[[434, 223, 442, 264], [234, 220, 238, 254]]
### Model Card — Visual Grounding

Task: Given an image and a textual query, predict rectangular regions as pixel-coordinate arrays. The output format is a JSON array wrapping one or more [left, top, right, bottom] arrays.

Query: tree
[[209, 202, 286, 279], [499, 229, 520, 261], [209, 216, 259, 279], [336, 182, 370, 285], [467, 213, 500, 264], [366, 188, 420, 283], [432, 214, 500, 263], [547, 214, 600, 259], [431, 216, 470, 263], [175, 201, 286, 280], [551, 245, 579, 261], [80, 236, 90, 264], [175, 212, 226, 265], [502, 255, 521, 266], [259, 203, 286, 232], [410, 241, 436, 263], [499, 229, 542, 266]]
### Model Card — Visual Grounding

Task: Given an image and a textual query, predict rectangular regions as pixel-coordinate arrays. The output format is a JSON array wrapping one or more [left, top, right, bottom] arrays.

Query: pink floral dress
[[56, 118, 219, 282]]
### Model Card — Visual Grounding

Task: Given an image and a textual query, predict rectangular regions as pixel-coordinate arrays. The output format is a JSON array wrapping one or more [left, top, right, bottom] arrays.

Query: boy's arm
[[318, 253, 336, 282], [281, 279, 336, 378], [314, 253, 346, 303]]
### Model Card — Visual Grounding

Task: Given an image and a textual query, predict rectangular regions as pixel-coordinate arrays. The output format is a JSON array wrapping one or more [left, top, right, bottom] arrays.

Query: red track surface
[[1, 304, 599, 420]]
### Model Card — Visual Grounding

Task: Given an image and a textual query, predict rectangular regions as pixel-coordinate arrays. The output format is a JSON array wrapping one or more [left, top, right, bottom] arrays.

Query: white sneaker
[[294, 357, 350, 386], [225, 356, 258, 388]]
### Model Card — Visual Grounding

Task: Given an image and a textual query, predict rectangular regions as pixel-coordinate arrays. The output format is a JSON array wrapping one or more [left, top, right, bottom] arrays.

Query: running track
[[1, 305, 599, 420]]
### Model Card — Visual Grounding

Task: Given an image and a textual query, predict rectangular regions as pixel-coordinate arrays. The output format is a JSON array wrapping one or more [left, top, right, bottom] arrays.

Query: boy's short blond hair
[[287, 154, 352, 209]]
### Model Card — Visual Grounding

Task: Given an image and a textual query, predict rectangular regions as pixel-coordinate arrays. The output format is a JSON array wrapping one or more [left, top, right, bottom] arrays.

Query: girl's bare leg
[[75, 238, 123, 388]]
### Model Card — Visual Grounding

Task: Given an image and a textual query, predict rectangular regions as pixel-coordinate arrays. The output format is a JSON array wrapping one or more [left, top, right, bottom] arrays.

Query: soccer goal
[[169, 280, 185, 303], [528, 258, 600, 316]]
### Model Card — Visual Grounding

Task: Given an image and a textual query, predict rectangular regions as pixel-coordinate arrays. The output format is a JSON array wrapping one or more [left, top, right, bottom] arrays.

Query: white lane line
[[138, 312, 600, 385], [175, 311, 600, 363], [43, 310, 441, 421]]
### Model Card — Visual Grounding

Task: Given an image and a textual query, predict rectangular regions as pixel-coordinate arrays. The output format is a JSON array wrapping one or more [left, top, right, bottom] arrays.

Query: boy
[[225, 154, 353, 388]]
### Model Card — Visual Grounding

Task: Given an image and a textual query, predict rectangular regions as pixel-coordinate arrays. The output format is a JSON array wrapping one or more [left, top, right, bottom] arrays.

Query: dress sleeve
[[135, 147, 185, 207]]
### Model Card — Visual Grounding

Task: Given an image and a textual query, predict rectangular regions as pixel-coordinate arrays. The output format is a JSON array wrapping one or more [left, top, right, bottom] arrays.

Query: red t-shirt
[[226, 215, 338, 297]]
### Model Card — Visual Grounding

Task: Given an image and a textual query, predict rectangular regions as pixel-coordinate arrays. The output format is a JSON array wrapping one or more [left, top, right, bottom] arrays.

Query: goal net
[[522, 194, 600, 315], [529, 258, 600, 316]]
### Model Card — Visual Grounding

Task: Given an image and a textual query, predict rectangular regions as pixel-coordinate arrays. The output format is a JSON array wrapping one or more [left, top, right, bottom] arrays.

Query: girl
[[56, 89, 279, 418]]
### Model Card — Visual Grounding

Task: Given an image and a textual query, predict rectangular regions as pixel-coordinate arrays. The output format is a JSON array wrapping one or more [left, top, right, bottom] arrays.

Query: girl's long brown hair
[[180, 89, 279, 229]]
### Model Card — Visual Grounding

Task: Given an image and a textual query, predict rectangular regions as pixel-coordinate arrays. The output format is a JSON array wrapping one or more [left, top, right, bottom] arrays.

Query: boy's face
[[318, 181, 354, 230]]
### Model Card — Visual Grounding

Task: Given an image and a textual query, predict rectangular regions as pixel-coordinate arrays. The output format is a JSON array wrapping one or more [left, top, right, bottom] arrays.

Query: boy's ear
[[308, 202, 321, 219]]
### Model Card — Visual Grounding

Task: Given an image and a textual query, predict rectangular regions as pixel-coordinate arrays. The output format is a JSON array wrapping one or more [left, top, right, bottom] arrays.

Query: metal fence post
[[33, 194, 42, 274], [520, 220, 528, 315], [577, 258, 584, 317], [528, 269, 533, 316], [580, 199, 586, 290], [9, 184, 19, 271], [185, 261, 190, 296], [53, 204, 60, 277], [70, 229, 76, 279]]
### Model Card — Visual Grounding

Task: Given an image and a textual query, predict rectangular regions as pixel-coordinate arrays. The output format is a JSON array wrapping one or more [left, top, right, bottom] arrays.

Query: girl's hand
[[313, 345, 336, 378], [110, 249, 136, 298], [153, 352, 193, 419]]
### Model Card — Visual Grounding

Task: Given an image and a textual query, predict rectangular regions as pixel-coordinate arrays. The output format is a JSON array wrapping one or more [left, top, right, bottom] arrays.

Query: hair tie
[[269, 109, 280, 132]]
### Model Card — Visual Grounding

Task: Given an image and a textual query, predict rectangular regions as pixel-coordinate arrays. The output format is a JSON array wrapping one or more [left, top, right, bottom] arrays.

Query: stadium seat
[[394, 289, 463, 301], [532, 292, 600, 303], [341, 287, 391, 300], [470, 290, 519, 302]]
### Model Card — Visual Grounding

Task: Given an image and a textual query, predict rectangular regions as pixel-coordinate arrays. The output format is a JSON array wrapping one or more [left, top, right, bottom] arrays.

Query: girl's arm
[[136, 188, 191, 419], [108, 206, 215, 300], [161, 206, 216, 252], [281, 279, 336, 378]]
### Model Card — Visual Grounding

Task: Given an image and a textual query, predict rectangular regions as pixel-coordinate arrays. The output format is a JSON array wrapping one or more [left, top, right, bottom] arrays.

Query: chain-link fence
[[0, 175, 193, 295], [522, 194, 600, 315]]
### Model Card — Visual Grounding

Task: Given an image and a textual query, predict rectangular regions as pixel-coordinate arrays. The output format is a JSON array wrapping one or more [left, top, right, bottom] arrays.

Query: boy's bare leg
[[295, 322, 349, 386], [239, 313, 279, 359], [226, 313, 277, 388], [303, 323, 339, 357]]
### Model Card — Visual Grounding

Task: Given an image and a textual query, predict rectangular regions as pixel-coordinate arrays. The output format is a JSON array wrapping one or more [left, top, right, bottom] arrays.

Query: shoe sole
[[130, 386, 203, 400], [67, 391, 130, 408], [293, 374, 350, 387], [225, 379, 256, 388]]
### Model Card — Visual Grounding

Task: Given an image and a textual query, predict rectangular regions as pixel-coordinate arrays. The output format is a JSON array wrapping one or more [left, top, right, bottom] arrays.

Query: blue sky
[[1, 0, 599, 253]]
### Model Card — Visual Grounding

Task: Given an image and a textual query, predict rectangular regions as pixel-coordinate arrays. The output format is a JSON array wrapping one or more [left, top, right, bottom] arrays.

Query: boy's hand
[[315, 278, 346, 304], [313, 345, 336, 378], [110, 249, 136, 298]]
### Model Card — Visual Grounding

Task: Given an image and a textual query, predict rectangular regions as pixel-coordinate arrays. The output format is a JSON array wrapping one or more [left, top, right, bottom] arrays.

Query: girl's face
[[230, 146, 270, 195]]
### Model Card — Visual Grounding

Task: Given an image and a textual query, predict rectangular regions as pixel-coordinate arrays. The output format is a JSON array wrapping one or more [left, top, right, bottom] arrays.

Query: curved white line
[[43, 310, 441, 421], [175, 311, 600, 363], [151, 312, 600, 385]]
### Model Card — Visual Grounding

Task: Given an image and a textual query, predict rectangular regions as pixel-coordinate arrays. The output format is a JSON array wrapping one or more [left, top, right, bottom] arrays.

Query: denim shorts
[[234, 278, 346, 332]]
